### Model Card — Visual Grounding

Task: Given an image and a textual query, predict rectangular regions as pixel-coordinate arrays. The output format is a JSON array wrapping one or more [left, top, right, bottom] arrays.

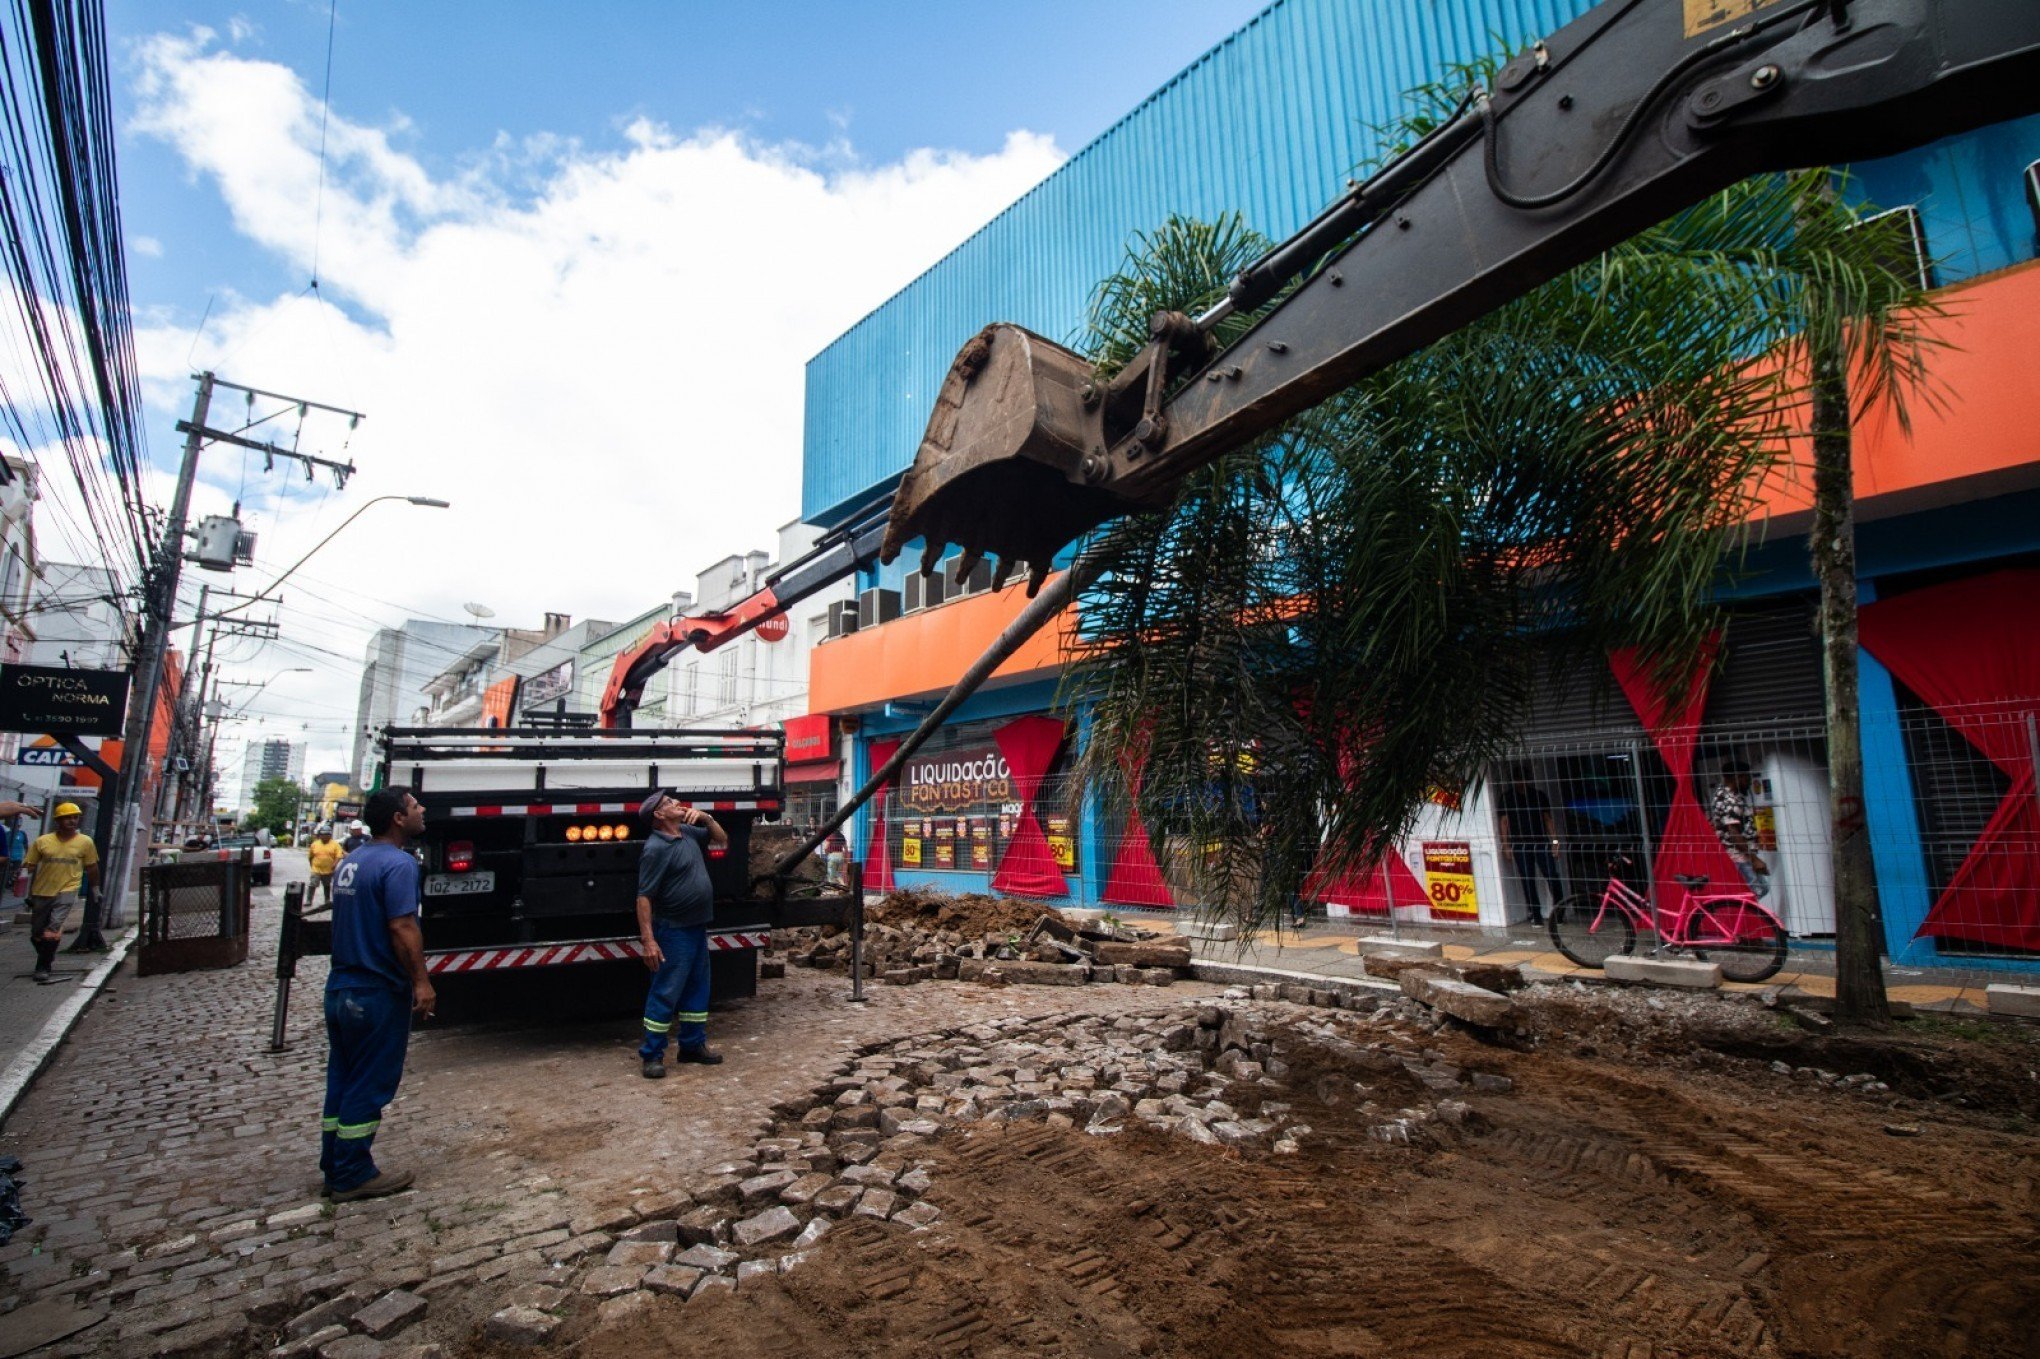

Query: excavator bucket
[[882, 324, 1125, 593]]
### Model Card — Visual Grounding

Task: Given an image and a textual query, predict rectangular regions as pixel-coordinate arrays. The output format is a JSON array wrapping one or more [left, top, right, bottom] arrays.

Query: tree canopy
[[1065, 168, 1938, 926]]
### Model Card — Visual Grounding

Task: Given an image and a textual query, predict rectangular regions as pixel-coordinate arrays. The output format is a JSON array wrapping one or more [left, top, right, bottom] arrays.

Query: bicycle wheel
[[1694, 904, 1789, 984], [1548, 893, 1635, 969]]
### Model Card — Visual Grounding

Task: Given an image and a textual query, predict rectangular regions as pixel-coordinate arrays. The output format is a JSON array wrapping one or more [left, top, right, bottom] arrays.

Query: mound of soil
[[864, 886, 1070, 940]]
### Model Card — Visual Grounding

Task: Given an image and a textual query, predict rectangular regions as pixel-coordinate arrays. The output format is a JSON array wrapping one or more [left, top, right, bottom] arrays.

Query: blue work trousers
[[322, 985, 412, 1192], [640, 921, 711, 1060]]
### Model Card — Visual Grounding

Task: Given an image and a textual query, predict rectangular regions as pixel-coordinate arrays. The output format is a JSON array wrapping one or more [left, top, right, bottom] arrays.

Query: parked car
[[215, 833, 274, 886]]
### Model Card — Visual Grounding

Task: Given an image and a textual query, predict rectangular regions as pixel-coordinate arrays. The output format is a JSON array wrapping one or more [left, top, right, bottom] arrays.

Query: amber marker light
[[565, 825, 583, 842], [614, 825, 630, 840], [597, 824, 615, 841]]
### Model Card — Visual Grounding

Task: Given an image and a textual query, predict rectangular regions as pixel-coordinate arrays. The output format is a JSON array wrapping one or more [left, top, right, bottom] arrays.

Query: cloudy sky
[[93, 0, 1265, 794]]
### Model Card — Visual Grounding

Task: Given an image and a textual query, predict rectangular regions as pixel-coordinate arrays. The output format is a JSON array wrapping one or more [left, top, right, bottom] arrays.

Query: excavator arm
[[883, 0, 2040, 585], [598, 507, 891, 728]]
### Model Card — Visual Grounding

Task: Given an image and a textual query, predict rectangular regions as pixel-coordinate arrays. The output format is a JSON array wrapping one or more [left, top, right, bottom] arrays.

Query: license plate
[[424, 871, 495, 897]]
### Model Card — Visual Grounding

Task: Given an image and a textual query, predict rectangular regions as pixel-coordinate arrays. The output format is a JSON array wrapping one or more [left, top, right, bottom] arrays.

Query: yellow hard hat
[[53, 802, 81, 817]]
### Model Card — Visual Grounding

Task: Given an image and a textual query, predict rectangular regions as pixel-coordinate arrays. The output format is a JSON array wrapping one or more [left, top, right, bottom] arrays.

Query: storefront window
[[885, 719, 1078, 876]]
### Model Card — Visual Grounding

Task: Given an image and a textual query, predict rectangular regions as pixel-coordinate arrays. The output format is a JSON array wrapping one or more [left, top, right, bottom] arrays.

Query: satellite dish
[[463, 602, 496, 620]]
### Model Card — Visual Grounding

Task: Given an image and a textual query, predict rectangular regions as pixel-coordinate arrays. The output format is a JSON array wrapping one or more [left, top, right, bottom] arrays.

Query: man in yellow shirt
[[18, 803, 98, 983], [305, 825, 346, 907]]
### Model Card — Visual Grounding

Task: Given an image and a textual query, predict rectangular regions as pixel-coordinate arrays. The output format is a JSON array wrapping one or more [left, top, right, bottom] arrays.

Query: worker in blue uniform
[[636, 788, 728, 1078], [320, 785, 434, 1201]]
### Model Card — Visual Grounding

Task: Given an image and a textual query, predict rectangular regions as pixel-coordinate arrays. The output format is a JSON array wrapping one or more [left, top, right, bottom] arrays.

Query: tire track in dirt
[[1503, 1057, 2040, 1358]]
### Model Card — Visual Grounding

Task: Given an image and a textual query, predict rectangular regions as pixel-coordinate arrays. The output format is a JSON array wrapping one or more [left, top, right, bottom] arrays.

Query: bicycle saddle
[[1672, 873, 1710, 889]]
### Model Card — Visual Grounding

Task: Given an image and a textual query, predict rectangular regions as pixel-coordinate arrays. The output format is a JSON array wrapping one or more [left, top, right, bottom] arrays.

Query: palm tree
[[1065, 169, 1937, 1027]]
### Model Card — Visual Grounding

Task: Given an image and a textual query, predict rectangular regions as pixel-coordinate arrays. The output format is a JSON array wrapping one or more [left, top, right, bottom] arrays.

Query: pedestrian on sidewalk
[[2, 805, 36, 899], [305, 824, 345, 908], [16, 803, 97, 983], [1497, 767, 1563, 927], [635, 789, 727, 1078], [320, 787, 435, 1202]]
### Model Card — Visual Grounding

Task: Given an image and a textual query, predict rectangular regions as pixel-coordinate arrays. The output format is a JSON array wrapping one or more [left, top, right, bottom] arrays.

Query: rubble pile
[[777, 889, 1191, 988], [485, 990, 1519, 1338]]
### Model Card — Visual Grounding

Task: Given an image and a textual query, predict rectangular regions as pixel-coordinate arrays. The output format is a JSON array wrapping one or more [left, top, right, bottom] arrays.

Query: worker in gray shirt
[[635, 788, 728, 1078]]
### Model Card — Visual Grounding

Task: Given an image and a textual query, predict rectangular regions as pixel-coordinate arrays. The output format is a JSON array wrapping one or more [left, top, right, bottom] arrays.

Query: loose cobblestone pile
[[473, 982, 1525, 1343], [0, 873, 1234, 1358]]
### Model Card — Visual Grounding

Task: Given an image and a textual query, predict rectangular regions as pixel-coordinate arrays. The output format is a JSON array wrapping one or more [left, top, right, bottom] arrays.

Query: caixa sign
[[0, 664, 130, 737]]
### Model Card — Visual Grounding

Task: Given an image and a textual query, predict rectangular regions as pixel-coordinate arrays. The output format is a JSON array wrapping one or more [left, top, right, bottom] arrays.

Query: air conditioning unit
[[826, 600, 859, 639], [902, 572, 926, 613], [1848, 204, 1934, 291], [938, 554, 991, 597], [856, 587, 900, 630]]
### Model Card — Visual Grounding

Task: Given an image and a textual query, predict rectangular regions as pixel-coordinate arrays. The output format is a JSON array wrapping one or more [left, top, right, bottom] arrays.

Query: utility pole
[[98, 371, 362, 931], [95, 374, 212, 931]]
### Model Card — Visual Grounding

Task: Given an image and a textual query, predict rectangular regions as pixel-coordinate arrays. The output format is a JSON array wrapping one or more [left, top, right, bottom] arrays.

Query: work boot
[[674, 1046, 723, 1066], [329, 1169, 415, 1203], [641, 1058, 666, 1080], [31, 968, 50, 984]]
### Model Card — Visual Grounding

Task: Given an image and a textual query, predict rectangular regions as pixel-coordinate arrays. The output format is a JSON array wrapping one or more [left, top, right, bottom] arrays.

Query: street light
[[211, 495, 452, 621]]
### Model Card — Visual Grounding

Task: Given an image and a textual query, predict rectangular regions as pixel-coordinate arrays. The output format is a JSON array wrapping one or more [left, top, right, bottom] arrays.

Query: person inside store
[[1710, 758, 1771, 899], [320, 786, 434, 1202], [635, 789, 728, 1079], [305, 823, 346, 908], [15, 802, 98, 983], [1496, 766, 1563, 927]]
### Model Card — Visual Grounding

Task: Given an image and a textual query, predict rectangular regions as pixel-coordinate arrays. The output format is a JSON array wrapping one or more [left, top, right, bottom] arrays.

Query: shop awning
[[786, 759, 841, 785]]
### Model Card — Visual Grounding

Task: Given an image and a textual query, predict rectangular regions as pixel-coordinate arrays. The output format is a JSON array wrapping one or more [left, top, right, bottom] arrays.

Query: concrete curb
[[1187, 959, 1400, 1002], [0, 925, 138, 1129]]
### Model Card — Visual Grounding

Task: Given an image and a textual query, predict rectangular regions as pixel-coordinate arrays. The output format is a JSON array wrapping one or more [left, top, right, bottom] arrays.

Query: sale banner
[[1421, 841, 1480, 920]]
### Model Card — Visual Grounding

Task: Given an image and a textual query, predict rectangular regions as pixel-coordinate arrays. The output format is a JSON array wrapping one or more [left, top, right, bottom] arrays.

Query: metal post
[[847, 858, 866, 1003], [270, 881, 304, 1051], [1626, 738, 1658, 929], [1381, 855, 1399, 938]]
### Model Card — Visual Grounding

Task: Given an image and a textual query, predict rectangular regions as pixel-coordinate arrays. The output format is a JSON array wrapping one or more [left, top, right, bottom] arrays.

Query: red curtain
[[862, 737, 901, 894], [1102, 733, 1173, 908], [991, 715, 1070, 898], [1304, 845, 1428, 915], [1608, 641, 1746, 907], [1859, 569, 2040, 950]]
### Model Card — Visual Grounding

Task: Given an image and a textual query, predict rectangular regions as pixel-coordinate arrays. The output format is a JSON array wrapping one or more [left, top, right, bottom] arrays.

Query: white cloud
[[121, 30, 1064, 788], [129, 235, 163, 258]]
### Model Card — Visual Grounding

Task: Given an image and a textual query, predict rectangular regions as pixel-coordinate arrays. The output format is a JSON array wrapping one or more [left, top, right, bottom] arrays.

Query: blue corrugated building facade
[[798, 0, 2040, 971]]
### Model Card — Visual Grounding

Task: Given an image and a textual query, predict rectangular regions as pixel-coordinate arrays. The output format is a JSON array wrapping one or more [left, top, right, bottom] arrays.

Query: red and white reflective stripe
[[425, 940, 640, 973], [444, 799, 781, 817], [446, 801, 639, 818], [425, 931, 769, 973]]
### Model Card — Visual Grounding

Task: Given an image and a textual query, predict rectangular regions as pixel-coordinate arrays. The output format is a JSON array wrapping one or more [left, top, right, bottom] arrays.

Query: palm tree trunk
[[1809, 307, 1891, 1028]]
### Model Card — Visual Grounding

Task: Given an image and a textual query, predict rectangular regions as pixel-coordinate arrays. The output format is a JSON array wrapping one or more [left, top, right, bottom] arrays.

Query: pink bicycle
[[1547, 853, 1789, 983]]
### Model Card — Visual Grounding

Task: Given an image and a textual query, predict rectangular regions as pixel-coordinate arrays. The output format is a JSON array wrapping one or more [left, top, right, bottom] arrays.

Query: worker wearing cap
[[635, 789, 728, 1078], [17, 803, 98, 983]]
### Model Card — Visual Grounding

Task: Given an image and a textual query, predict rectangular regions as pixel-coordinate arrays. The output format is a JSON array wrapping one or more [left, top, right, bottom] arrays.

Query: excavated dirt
[[863, 886, 1073, 939], [551, 988, 2040, 1359]]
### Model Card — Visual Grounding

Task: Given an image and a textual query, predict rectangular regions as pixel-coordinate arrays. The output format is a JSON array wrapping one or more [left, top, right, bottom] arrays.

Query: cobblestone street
[[0, 865, 1223, 1356]]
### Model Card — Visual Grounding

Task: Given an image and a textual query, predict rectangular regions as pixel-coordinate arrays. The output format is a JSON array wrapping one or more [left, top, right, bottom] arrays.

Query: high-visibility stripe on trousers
[[640, 922, 711, 1060], [322, 985, 411, 1192]]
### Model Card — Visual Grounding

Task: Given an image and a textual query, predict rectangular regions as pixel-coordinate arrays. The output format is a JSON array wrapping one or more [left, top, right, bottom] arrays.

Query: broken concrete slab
[[1603, 956, 1721, 989], [1355, 935, 1443, 958], [1985, 983, 2040, 1018], [1093, 942, 1193, 969], [1398, 972, 1518, 1028]]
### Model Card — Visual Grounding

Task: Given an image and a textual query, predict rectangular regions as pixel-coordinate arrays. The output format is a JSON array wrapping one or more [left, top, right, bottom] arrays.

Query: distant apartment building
[[351, 620, 500, 785], [239, 737, 305, 795]]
